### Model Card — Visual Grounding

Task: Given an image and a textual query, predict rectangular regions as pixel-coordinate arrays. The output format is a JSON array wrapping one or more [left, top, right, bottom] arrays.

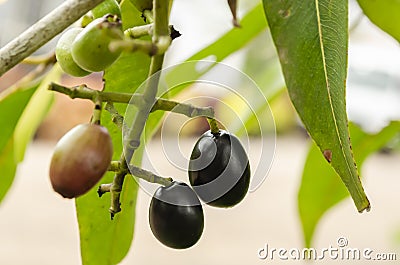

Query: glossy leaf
[[263, 0, 370, 211], [299, 122, 400, 247], [357, 0, 400, 42], [75, 1, 153, 264]]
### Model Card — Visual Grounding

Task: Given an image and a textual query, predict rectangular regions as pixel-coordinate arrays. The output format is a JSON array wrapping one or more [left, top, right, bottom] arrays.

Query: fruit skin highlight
[[149, 181, 204, 249], [189, 130, 251, 208], [49, 124, 113, 199], [71, 16, 123, 72], [55, 28, 91, 77]]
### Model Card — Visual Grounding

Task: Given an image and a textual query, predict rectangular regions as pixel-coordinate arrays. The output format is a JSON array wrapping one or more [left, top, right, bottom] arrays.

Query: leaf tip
[[358, 201, 371, 213]]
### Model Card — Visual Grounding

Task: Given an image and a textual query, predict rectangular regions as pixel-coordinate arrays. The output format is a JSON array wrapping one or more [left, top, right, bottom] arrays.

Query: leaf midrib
[[314, 0, 363, 199]]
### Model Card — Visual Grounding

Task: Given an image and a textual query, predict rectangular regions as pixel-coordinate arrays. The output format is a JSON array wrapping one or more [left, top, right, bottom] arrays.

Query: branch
[[105, 164, 173, 185], [48, 83, 137, 102], [129, 166, 173, 186], [123, 0, 171, 166], [0, 0, 105, 77], [151, 98, 214, 118], [124, 24, 180, 40], [107, 0, 171, 218], [98, 164, 173, 217], [109, 36, 170, 56], [48, 82, 215, 118], [109, 171, 125, 219], [124, 24, 153, 38]]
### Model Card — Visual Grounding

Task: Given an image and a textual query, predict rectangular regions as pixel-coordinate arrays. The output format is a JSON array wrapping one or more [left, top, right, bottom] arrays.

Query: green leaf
[[76, 1, 154, 265], [0, 76, 43, 204], [299, 122, 400, 247], [357, 0, 400, 42], [92, 0, 121, 18], [13, 65, 62, 162], [0, 139, 17, 204], [0, 63, 57, 204], [165, 3, 267, 96], [0, 84, 37, 152], [187, 4, 266, 62], [228, 32, 286, 135], [263, 0, 370, 211]]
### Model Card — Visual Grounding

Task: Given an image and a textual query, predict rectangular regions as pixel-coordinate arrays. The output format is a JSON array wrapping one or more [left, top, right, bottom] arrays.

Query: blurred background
[[0, 0, 400, 264]]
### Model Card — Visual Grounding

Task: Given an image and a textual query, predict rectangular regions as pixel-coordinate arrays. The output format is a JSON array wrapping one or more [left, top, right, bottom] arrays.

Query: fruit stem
[[107, 164, 173, 186], [130, 166, 173, 186], [0, 0, 105, 77], [109, 171, 124, 219], [109, 38, 170, 56], [124, 24, 180, 40], [152, 99, 214, 119], [99, 163, 173, 208], [124, 24, 153, 38], [207, 118, 220, 134], [48, 82, 215, 119]]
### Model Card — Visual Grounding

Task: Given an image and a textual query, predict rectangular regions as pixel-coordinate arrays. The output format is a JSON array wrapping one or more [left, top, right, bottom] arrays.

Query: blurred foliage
[[299, 121, 400, 247], [0, 81, 38, 203], [0, 65, 60, 203], [357, 0, 400, 42]]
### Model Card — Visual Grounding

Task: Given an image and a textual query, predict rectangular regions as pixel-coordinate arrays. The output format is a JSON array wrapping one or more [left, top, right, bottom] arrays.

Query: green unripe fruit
[[71, 16, 123, 72], [188, 130, 251, 208], [92, 0, 121, 18], [129, 0, 153, 12], [49, 124, 113, 198], [55, 28, 91, 77]]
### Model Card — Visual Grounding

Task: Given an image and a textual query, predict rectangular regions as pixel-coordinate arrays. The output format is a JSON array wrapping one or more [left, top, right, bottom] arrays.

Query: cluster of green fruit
[[55, 13, 123, 77], [55, 0, 162, 77], [49, 124, 250, 249]]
